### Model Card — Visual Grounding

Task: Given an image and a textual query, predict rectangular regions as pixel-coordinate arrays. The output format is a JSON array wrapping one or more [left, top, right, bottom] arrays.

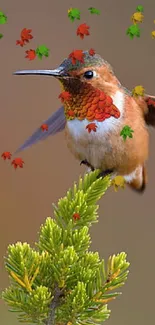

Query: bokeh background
[[0, 1, 155, 324]]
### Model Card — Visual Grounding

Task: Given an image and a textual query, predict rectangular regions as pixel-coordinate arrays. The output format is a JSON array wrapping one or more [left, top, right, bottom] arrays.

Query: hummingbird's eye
[[83, 70, 97, 79]]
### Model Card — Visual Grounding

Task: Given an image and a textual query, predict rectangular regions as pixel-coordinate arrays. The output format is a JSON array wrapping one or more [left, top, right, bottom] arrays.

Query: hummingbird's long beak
[[13, 67, 68, 78]]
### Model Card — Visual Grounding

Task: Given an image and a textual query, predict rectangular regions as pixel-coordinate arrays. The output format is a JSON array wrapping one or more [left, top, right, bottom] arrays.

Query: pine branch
[[45, 285, 65, 325], [1, 170, 130, 325]]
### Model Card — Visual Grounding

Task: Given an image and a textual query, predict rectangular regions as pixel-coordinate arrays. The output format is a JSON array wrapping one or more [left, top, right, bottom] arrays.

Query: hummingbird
[[13, 51, 155, 193]]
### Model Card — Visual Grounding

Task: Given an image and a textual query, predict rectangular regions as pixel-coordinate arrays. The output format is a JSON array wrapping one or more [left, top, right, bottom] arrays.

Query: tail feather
[[14, 106, 66, 154], [127, 165, 147, 193]]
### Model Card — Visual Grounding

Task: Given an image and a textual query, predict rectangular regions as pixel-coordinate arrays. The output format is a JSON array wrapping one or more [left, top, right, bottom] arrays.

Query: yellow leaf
[[131, 12, 144, 24], [68, 8, 72, 14], [151, 31, 155, 39], [111, 176, 126, 192], [132, 85, 145, 97]]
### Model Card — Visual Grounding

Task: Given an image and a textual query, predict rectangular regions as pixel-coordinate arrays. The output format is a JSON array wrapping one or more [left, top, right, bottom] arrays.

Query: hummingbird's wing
[[144, 94, 155, 126], [14, 106, 66, 154]]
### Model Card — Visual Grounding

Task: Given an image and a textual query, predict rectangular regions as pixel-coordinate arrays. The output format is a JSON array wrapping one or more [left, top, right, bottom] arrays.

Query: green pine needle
[[2, 171, 130, 325]]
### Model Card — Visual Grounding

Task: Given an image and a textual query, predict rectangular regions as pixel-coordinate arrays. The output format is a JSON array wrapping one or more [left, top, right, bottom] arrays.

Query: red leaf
[[16, 28, 33, 47], [76, 23, 90, 39], [72, 213, 80, 221], [41, 124, 48, 131], [146, 98, 155, 107], [11, 158, 24, 169], [16, 39, 25, 47], [67, 110, 75, 117], [1, 151, 12, 160], [16, 39, 29, 47], [89, 48, 95, 56], [21, 28, 33, 41], [58, 91, 72, 102], [25, 49, 36, 60], [86, 123, 98, 133], [68, 50, 85, 65]]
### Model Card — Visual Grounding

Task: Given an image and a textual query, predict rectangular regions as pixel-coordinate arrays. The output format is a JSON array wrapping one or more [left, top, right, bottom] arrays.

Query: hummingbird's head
[[14, 51, 122, 121]]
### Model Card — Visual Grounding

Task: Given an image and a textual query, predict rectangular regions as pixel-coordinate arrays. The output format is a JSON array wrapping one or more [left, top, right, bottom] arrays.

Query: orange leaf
[[58, 91, 72, 102], [11, 158, 24, 169], [21, 28, 33, 41], [25, 49, 36, 60], [89, 48, 95, 56], [16, 39, 25, 47], [72, 213, 80, 221], [67, 110, 75, 117], [76, 23, 90, 39], [41, 124, 48, 131], [1, 151, 12, 160], [86, 123, 98, 133], [68, 50, 85, 65]]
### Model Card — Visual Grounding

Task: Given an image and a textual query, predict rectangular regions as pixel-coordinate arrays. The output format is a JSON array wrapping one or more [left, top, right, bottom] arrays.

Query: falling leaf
[[86, 123, 98, 133], [58, 91, 72, 103], [88, 7, 100, 15], [151, 31, 155, 39], [131, 12, 144, 24], [0, 11, 7, 24], [89, 48, 95, 56], [68, 50, 85, 65], [11, 158, 24, 169], [16, 28, 33, 47], [72, 213, 80, 221], [126, 24, 141, 39], [68, 8, 81, 22], [76, 23, 90, 39], [21, 28, 33, 41], [36, 45, 50, 59], [41, 124, 48, 131], [1, 151, 12, 160], [120, 125, 134, 141], [25, 49, 36, 60], [146, 97, 155, 107], [132, 85, 145, 97], [111, 176, 126, 192], [136, 5, 144, 12], [66, 110, 75, 118], [16, 39, 25, 47]]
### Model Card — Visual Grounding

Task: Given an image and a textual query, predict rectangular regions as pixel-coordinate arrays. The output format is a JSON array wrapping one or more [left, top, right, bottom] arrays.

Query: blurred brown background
[[0, 0, 155, 324]]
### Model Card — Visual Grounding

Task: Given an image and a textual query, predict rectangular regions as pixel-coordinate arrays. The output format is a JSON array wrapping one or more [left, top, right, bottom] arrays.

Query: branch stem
[[46, 286, 64, 325]]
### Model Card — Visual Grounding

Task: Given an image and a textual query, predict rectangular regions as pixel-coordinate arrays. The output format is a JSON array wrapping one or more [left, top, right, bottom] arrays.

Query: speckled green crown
[[58, 51, 113, 72]]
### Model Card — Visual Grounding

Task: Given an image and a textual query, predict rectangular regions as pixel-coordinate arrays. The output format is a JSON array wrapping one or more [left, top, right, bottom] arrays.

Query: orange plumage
[[13, 51, 155, 193]]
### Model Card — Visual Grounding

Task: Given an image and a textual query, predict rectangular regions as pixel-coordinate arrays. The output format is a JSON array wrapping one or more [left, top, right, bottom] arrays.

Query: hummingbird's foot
[[80, 159, 95, 171], [97, 169, 114, 179]]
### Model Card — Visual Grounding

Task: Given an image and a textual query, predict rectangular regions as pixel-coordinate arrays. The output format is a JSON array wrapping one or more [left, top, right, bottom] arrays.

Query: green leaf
[[0, 11, 7, 24], [68, 8, 81, 22], [36, 45, 50, 59], [120, 125, 134, 141], [0, 33, 3, 39], [126, 24, 141, 39], [136, 5, 144, 12], [88, 7, 100, 15]]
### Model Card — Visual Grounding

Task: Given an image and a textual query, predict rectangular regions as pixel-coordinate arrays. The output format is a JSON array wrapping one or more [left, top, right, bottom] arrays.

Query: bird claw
[[80, 159, 95, 171], [97, 169, 114, 179]]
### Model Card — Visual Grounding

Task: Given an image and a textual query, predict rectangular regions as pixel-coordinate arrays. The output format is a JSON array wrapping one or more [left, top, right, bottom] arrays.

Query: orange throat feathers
[[59, 79, 120, 122]]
